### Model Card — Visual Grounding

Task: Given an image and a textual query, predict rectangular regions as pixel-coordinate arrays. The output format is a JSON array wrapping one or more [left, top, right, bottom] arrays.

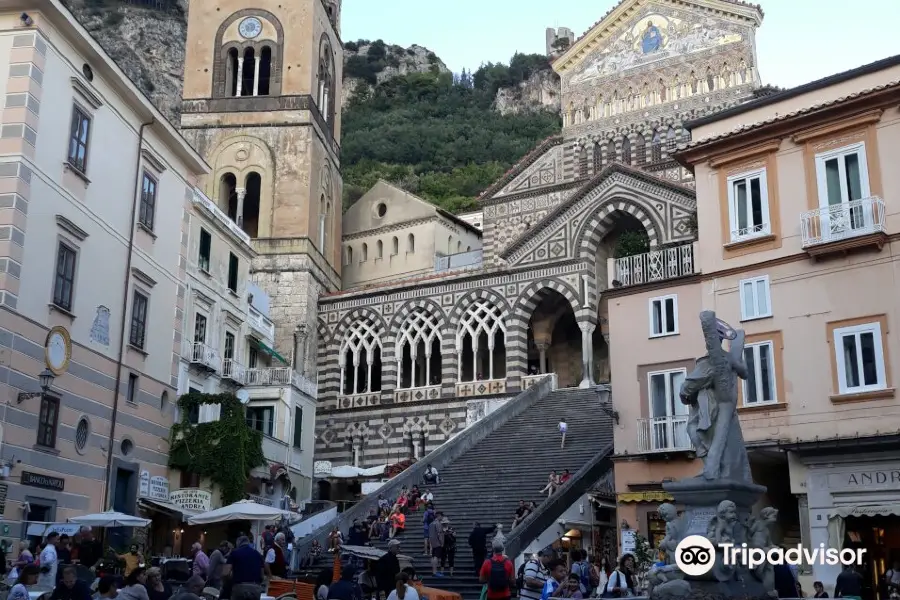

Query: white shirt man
[[38, 532, 59, 589], [422, 490, 434, 504]]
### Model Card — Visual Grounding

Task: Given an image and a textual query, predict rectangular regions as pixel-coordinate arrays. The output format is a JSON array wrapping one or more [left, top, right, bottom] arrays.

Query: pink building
[[609, 55, 900, 595]]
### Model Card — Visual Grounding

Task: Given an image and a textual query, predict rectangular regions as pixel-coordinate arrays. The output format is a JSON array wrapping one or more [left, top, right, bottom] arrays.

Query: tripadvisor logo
[[675, 535, 865, 577]]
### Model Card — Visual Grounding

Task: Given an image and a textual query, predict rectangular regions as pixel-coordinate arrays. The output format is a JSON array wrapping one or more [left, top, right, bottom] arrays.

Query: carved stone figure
[[657, 502, 680, 564], [680, 311, 752, 483], [749, 507, 779, 597], [707, 500, 738, 582]]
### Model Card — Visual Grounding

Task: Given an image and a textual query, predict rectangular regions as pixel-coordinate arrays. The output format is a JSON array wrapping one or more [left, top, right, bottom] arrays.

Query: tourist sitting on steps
[[423, 465, 440, 485]]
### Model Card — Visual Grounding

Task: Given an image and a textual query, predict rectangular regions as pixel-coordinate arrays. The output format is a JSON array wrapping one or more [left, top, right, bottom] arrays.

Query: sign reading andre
[[169, 489, 212, 513], [21, 471, 65, 491]]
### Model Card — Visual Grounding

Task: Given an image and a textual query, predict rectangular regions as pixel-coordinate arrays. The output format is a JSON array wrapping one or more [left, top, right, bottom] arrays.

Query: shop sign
[[149, 476, 169, 501], [845, 470, 900, 486], [314, 461, 332, 477], [21, 471, 64, 491], [621, 529, 636, 554], [169, 488, 212, 512], [247, 494, 274, 506], [139, 471, 150, 497]]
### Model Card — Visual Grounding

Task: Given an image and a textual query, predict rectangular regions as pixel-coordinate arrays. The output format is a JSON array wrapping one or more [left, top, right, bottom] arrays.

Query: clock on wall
[[239, 17, 263, 39], [45, 326, 72, 376]]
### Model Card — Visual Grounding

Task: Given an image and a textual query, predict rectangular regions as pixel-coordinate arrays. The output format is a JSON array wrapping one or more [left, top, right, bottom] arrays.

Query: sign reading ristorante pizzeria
[[21, 471, 65, 491]]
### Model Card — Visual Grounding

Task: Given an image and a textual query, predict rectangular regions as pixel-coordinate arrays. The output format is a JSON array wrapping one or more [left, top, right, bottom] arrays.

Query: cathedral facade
[[314, 0, 766, 469]]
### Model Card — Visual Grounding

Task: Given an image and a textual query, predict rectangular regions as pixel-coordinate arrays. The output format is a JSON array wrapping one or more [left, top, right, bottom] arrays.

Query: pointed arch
[[576, 197, 667, 266], [317, 33, 336, 132], [510, 279, 582, 330], [212, 9, 284, 98], [206, 134, 276, 237]]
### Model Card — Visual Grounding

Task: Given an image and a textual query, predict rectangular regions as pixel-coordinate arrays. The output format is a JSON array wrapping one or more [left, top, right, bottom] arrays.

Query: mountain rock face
[[494, 68, 560, 115], [62, 2, 555, 124], [63, 0, 188, 126]]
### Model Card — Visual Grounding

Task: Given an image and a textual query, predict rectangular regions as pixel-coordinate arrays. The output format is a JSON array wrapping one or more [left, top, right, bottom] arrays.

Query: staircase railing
[[504, 441, 615, 561], [293, 375, 558, 555]]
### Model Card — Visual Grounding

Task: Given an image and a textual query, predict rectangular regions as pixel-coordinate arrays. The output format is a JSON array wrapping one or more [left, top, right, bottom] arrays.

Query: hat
[[388, 539, 401, 547]]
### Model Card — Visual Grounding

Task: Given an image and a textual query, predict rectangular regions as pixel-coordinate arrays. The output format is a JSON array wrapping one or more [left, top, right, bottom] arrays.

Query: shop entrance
[[844, 514, 900, 600]]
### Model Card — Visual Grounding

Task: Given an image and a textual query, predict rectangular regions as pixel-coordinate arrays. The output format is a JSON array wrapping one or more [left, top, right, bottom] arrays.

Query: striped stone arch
[[447, 288, 512, 330], [445, 288, 512, 392], [316, 318, 337, 402], [386, 298, 449, 397], [330, 306, 387, 350], [387, 297, 448, 332], [510, 279, 583, 330], [575, 196, 666, 266]]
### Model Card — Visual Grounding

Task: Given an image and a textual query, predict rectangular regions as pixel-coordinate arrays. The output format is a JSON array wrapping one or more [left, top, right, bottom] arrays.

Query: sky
[[342, 0, 900, 89]]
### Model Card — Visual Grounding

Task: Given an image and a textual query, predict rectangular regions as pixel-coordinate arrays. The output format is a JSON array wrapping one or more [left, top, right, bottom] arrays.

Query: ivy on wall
[[168, 392, 266, 505]]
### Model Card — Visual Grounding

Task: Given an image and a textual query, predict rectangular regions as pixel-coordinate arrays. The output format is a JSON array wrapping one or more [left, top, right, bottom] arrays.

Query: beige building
[[609, 55, 900, 593], [0, 0, 207, 542], [341, 180, 482, 288]]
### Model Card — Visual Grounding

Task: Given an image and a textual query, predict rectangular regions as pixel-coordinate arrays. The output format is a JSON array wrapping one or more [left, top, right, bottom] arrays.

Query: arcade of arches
[[220, 171, 262, 238]]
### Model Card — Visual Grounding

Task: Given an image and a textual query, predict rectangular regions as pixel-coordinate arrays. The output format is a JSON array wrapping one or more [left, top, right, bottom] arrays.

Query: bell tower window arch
[[213, 10, 285, 99], [317, 34, 336, 131]]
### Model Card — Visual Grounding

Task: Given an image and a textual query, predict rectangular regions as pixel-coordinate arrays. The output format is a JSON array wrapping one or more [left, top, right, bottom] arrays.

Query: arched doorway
[[595, 211, 651, 293], [317, 480, 332, 501], [526, 289, 581, 388]]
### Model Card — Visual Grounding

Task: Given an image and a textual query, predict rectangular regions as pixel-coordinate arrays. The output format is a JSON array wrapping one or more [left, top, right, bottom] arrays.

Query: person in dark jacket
[[376, 540, 402, 596], [468, 522, 497, 576], [834, 564, 864, 599], [50, 566, 93, 600], [327, 566, 362, 600], [773, 562, 801, 598]]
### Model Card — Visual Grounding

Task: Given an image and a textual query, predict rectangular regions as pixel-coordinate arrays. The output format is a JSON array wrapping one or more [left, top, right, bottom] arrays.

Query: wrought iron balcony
[[192, 189, 251, 246], [185, 341, 220, 372], [222, 359, 245, 384], [801, 196, 886, 250], [243, 367, 317, 397], [611, 242, 697, 288], [248, 305, 275, 343], [636, 415, 693, 453]]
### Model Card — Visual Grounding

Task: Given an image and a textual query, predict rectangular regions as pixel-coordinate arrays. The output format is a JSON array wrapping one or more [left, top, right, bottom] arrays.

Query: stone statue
[[707, 500, 738, 582], [679, 311, 752, 483], [749, 507, 779, 597], [658, 503, 680, 564]]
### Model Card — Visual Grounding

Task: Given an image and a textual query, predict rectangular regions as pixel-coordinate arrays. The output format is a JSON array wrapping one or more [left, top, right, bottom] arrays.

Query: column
[[235, 188, 246, 227], [797, 494, 812, 574], [365, 351, 373, 393], [579, 322, 597, 389], [236, 57, 245, 96], [487, 336, 495, 380], [339, 366, 345, 395], [537, 342, 550, 374], [253, 55, 261, 96]]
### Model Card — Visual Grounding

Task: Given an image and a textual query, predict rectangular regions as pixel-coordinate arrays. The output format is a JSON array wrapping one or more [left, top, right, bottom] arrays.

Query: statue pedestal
[[651, 479, 770, 600]]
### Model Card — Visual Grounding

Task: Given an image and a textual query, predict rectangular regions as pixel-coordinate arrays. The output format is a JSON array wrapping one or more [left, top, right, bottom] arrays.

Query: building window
[[138, 171, 157, 230], [67, 106, 91, 173], [649, 295, 678, 337], [833, 321, 886, 394], [392, 237, 399, 255], [345, 246, 353, 266], [126, 373, 139, 404], [129, 290, 149, 349], [75, 417, 89, 453], [621, 136, 631, 164], [194, 313, 207, 344], [198, 229, 211, 272], [647, 369, 689, 450], [815, 143, 870, 207], [742, 341, 776, 405], [740, 275, 771, 321], [362, 243, 368, 262], [248, 346, 259, 368], [36, 394, 60, 448], [407, 234, 415, 253], [727, 169, 769, 242], [376, 240, 383, 259], [228, 252, 239, 293], [293, 406, 303, 448], [52, 242, 77, 311], [246, 406, 274, 437], [224, 332, 235, 361], [187, 387, 201, 424]]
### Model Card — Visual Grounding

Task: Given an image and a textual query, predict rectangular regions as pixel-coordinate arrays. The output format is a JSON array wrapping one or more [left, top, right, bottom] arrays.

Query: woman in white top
[[559, 420, 567, 448], [386, 572, 419, 600], [8, 564, 39, 600]]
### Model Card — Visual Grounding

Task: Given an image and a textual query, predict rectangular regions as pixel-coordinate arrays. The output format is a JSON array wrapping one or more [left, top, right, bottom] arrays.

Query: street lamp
[[17, 369, 55, 403]]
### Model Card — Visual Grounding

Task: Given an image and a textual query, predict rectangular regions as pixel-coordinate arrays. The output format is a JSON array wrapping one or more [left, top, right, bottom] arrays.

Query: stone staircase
[[363, 386, 615, 599]]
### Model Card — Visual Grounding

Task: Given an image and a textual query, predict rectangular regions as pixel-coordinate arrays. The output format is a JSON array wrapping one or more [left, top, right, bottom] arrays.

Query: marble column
[[236, 57, 245, 96], [253, 55, 261, 96], [579, 322, 596, 389], [536, 342, 550, 374], [235, 187, 247, 227]]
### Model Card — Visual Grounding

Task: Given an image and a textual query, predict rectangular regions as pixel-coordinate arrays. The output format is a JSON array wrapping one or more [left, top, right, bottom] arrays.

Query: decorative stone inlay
[[394, 385, 441, 403], [455, 379, 507, 398]]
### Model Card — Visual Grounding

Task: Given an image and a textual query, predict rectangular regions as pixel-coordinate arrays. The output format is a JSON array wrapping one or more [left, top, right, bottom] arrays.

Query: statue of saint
[[679, 311, 752, 483], [641, 21, 664, 53]]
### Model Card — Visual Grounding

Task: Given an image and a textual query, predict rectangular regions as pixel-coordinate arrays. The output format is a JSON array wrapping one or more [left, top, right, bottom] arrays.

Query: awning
[[137, 498, 199, 522], [829, 504, 900, 519], [26, 523, 81, 537], [252, 338, 288, 365], [617, 491, 673, 503]]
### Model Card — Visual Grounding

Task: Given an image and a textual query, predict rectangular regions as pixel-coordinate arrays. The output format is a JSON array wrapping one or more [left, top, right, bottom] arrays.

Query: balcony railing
[[186, 341, 220, 371], [800, 196, 886, 248], [636, 415, 693, 453], [435, 249, 483, 272], [243, 367, 317, 397], [222, 359, 245, 383], [192, 189, 251, 246], [248, 305, 275, 343], [611, 242, 697, 288]]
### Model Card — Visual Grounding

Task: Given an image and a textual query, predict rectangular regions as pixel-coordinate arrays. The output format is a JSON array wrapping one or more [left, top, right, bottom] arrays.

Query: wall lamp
[[17, 369, 54, 403]]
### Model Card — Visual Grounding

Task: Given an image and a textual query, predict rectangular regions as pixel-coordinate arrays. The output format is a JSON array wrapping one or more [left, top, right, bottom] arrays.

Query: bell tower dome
[[180, 0, 343, 371]]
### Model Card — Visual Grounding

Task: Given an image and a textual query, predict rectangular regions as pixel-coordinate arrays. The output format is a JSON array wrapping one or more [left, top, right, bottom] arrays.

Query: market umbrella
[[187, 499, 295, 524], [68, 510, 152, 527]]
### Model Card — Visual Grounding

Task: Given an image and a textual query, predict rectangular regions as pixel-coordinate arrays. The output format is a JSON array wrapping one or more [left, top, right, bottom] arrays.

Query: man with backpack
[[479, 540, 515, 600], [520, 549, 552, 600], [570, 550, 593, 596]]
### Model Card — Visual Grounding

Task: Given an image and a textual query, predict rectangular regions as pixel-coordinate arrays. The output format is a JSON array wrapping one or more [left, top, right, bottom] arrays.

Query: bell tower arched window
[[318, 194, 328, 256], [213, 11, 284, 98], [317, 35, 336, 130]]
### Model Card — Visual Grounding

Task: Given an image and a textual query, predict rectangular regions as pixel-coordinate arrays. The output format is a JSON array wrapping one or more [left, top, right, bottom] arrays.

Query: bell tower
[[180, 0, 343, 371]]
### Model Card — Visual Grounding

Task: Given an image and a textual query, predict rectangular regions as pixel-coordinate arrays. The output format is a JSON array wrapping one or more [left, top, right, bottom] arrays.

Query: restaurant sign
[[247, 494, 274, 506], [169, 488, 212, 512], [21, 471, 64, 491], [139, 471, 170, 501]]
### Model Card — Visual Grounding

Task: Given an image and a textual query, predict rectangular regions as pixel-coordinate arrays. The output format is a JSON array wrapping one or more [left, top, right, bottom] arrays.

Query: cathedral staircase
[[295, 382, 615, 600]]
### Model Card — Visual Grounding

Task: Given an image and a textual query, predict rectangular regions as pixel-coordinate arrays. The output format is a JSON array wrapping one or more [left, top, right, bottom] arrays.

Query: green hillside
[[340, 51, 562, 213]]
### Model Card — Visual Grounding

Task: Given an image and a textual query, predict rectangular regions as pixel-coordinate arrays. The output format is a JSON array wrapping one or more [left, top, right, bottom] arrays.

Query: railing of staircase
[[504, 441, 615, 561], [293, 374, 558, 556]]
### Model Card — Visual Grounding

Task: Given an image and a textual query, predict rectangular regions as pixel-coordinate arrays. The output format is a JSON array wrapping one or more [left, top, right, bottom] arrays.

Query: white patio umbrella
[[68, 510, 151, 527], [187, 499, 295, 525]]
